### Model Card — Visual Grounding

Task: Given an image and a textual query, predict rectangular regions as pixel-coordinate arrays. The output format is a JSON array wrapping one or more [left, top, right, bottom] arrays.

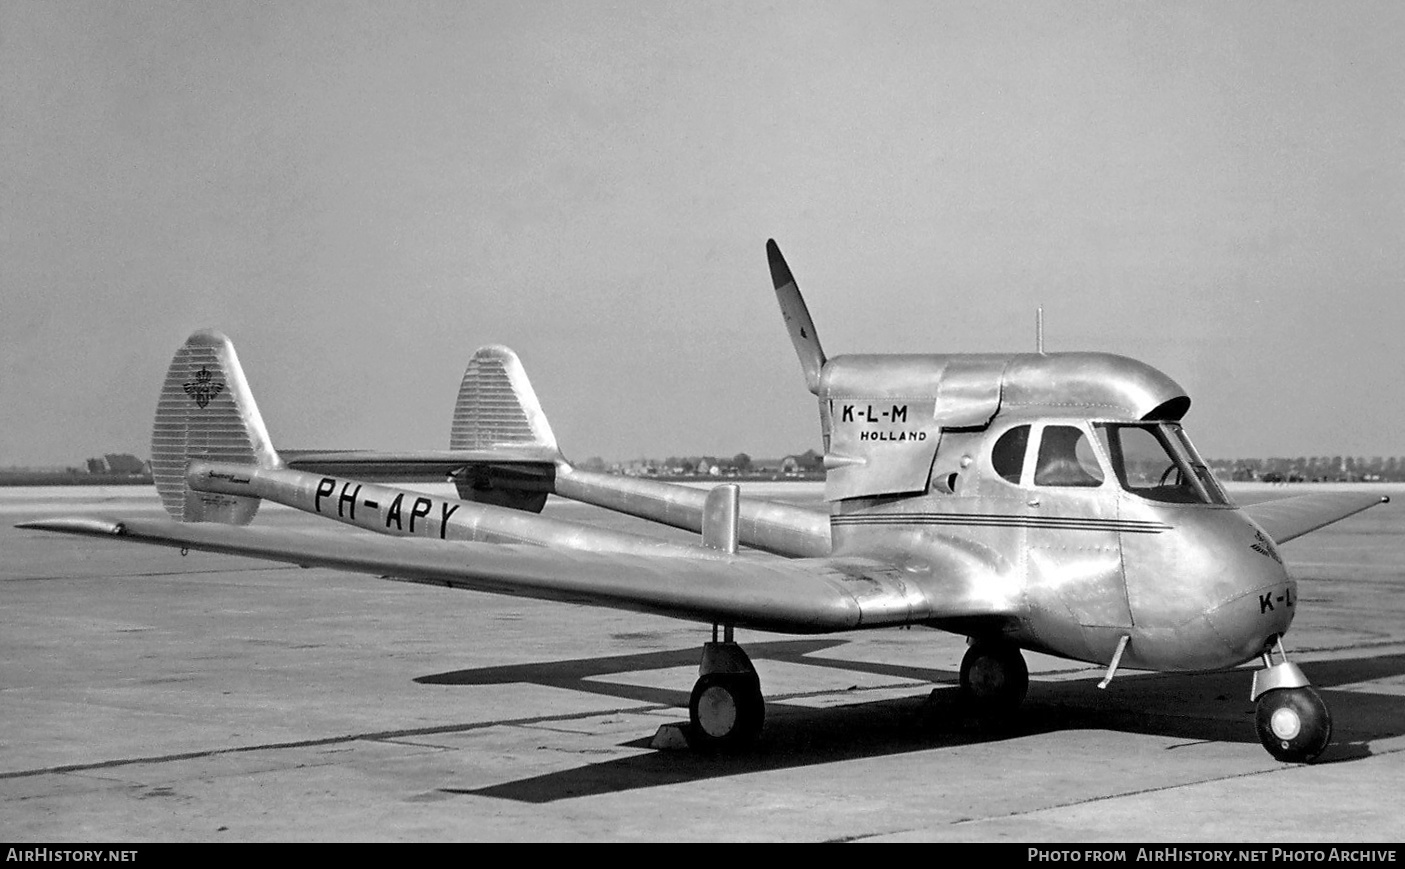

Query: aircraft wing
[[18, 517, 1006, 633], [1239, 490, 1390, 545]]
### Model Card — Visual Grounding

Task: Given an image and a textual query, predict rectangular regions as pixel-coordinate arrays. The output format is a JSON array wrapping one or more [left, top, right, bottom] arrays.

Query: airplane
[[21, 240, 1390, 763]]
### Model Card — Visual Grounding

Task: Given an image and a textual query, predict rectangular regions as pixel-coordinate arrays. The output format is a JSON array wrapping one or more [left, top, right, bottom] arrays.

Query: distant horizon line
[[6, 450, 1405, 473]]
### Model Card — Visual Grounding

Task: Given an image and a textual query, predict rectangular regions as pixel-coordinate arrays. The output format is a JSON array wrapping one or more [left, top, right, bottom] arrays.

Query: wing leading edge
[[18, 516, 1013, 633], [1239, 490, 1390, 545]]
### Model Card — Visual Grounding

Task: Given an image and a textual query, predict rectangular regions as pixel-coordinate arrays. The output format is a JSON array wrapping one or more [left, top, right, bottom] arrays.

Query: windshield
[[1095, 423, 1229, 505]]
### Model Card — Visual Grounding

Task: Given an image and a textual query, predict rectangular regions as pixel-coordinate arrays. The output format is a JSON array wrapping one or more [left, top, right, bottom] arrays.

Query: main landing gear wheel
[[1255, 686, 1331, 763], [688, 672, 764, 751], [959, 640, 1029, 717]]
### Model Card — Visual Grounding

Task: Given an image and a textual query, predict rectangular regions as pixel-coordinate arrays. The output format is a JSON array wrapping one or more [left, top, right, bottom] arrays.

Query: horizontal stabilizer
[[1240, 490, 1390, 545], [282, 448, 558, 482], [285, 346, 562, 512]]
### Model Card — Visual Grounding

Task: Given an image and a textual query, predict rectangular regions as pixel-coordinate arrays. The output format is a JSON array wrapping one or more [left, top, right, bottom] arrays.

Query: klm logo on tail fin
[[183, 367, 225, 408]]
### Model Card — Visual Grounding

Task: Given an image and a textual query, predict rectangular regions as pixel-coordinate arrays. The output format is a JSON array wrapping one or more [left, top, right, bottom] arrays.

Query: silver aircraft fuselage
[[827, 426, 1294, 673], [814, 349, 1294, 672], [533, 348, 1298, 675]]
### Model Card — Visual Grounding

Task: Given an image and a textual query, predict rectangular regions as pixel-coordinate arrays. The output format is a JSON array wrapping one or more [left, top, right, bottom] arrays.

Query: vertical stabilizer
[[768, 239, 827, 394], [450, 346, 559, 453], [448, 346, 560, 512], [150, 331, 281, 524]]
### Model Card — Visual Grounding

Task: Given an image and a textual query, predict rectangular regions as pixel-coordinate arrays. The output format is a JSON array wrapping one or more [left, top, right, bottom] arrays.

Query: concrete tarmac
[[2, 483, 1403, 842]]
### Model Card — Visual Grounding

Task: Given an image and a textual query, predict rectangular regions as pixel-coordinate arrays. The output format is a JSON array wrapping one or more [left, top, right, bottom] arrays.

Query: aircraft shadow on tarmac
[[416, 640, 1405, 804]]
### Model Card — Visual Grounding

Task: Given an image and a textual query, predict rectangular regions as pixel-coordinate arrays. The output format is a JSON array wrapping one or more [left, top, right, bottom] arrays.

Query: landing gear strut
[[959, 638, 1029, 717], [687, 639, 764, 751], [686, 488, 765, 751], [1251, 638, 1331, 763]]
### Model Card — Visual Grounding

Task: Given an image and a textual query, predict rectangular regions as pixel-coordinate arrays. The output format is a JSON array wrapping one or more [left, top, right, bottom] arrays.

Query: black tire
[[688, 672, 764, 751], [959, 640, 1029, 716], [1255, 687, 1332, 763]]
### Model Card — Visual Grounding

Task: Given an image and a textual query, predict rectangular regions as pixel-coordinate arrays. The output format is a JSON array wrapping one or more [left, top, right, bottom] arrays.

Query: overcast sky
[[3, 1, 1402, 466]]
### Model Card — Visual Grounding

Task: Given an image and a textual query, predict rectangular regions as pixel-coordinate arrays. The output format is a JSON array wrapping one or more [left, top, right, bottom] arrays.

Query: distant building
[[104, 454, 147, 475]]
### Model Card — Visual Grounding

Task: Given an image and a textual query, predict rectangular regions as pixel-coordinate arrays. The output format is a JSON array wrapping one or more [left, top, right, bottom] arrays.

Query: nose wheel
[[959, 638, 1029, 717], [1251, 639, 1331, 763], [1255, 687, 1331, 763]]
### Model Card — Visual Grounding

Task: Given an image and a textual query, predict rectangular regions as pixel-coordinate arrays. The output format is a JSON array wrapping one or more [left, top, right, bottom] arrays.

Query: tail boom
[[554, 467, 831, 558], [188, 461, 706, 556]]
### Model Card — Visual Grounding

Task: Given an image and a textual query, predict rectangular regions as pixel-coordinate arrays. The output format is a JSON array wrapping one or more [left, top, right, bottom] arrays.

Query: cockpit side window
[[991, 425, 1030, 484], [1034, 425, 1105, 487]]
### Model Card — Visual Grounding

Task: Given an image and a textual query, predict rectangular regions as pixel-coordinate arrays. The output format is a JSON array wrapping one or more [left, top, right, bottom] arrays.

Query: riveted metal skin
[[825, 405, 1299, 673], [1117, 499, 1294, 671]]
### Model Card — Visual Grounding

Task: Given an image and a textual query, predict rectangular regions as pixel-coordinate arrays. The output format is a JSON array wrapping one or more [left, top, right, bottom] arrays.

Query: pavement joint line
[[363, 736, 458, 749], [0, 679, 980, 783], [941, 741, 1405, 829], [827, 742, 1405, 843], [1296, 640, 1405, 655], [827, 829, 914, 844], [0, 702, 684, 782]]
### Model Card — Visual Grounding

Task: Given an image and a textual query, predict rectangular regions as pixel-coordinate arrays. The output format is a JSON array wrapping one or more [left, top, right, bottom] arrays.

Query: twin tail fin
[[150, 330, 281, 524], [447, 345, 562, 512]]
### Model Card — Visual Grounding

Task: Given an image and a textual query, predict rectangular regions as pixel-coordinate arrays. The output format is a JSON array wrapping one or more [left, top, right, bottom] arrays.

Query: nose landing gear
[[1251, 638, 1331, 763]]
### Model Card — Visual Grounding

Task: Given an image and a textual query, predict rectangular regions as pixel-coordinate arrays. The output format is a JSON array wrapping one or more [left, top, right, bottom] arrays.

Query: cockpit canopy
[[993, 421, 1229, 505], [817, 351, 1193, 501]]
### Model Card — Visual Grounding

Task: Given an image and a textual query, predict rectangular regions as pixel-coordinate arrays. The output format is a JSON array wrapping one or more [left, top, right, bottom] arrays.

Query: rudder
[[150, 330, 281, 524]]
